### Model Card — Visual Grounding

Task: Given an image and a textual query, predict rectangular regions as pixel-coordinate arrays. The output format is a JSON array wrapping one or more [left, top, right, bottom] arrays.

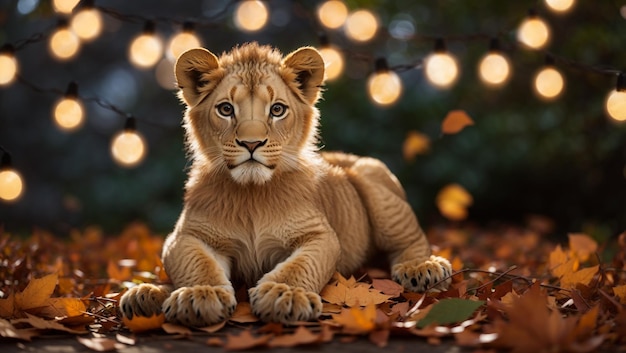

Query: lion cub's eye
[[270, 103, 288, 119], [216, 102, 234, 118]]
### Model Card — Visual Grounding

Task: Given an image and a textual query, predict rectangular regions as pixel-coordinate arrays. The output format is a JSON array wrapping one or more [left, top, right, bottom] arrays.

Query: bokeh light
[[534, 66, 564, 100], [606, 90, 626, 122], [111, 130, 147, 167], [317, 0, 348, 29], [167, 25, 202, 61], [70, 8, 103, 42], [478, 52, 511, 87], [545, 0, 575, 13], [129, 25, 163, 69], [234, 1, 269, 32], [319, 46, 344, 82], [344, 10, 378, 42], [517, 15, 550, 49], [0, 50, 18, 86], [0, 168, 24, 202], [424, 49, 459, 89], [367, 70, 402, 106], [53, 97, 84, 131], [52, 0, 79, 14], [49, 25, 81, 61]]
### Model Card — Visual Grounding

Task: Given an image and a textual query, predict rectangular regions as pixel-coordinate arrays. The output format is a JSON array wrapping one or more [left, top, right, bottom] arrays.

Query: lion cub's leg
[[249, 224, 340, 324], [119, 283, 172, 320]]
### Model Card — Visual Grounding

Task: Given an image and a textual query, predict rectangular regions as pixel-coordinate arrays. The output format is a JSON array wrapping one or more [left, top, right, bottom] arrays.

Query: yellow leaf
[[436, 184, 473, 221], [39, 298, 87, 318], [15, 273, 58, 311], [122, 313, 165, 333], [403, 131, 430, 162], [560, 265, 599, 289], [568, 234, 598, 262], [613, 285, 626, 304], [332, 305, 377, 334], [441, 110, 474, 135]]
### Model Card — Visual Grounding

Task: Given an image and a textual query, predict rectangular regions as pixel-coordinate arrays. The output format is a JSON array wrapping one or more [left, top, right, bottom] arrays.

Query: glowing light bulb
[[317, 0, 348, 29], [534, 66, 564, 100], [0, 46, 18, 86], [129, 22, 163, 69], [517, 13, 550, 49], [545, 0, 575, 13], [606, 74, 626, 122], [234, 1, 269, 32], [70, 7, 103, 42], [478, 39, 511, 87], [167, 23, 202, 61], [111, 118, 147, 167], [424, 39, 459, 89], [0, 153, 24, 202], [52, 0, 80, 14], [344, 9, 378, 42], [319, 46, 344, 82], [49, 23, 81, 61], [367, 59, 402, 106]]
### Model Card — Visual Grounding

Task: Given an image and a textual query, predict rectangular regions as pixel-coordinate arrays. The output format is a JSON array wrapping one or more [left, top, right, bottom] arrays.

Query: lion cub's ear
[[175, 48, 220, 106], [282, 47, 325, 105]]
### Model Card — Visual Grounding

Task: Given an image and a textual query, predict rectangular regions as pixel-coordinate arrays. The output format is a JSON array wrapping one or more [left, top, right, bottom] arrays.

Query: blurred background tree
[[0, 0, 625, 239]]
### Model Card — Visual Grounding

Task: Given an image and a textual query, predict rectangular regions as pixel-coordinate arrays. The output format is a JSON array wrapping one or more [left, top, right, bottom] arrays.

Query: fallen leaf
[[198, 320, 226, 333], [268, 326, 320, 347], [548, 245, 569, 276], [417, 298, 485, 328], [162, 322, 192, 336], [371, 279, 404, 297], [441, 110, 474, 135], [206, 337, 224, 347], [0, 318, 39, 341], [568, 234, 598, 262], [38, 298, 87, 318], [321, 280, 392, 307], [0, 295, 15, 318], [224, 330, 271, 351], [122, 313, 165, 333], [560, 265, 599, 289], [331, 305, 377, 334], [15, 273, 58, 311], [369, 329, 390, 347], [77, 336, 123, 352], [229, 302, 259, 323], [403, 131, 430, 161], [613, 285, 626, 304], [12, 313, 87, 334]]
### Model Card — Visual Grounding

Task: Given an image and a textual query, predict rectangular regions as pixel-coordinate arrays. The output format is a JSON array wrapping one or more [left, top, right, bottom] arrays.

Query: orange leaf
[[162, 322, 192, 336], [229, 302, 259, 323], [403, 131, 430, 161], [441, 110, 474, 135], [331, 305, 377, 334], [198, 320, 226, 333], [321, 281, 391, 307], [548, 245, 569, 277], [0, 318, 39, 341], [613, 285, 626, 304], [568, 234, 598, 262], [15, 273, 58, 311], [268, 326, 321, 348], [560, 265, 599, 289], [371, 279, 404, 297], [0, 295, 15, 319], [122, 313, 165, 333], [224, 330, 271, 351], [39, 298, 87, 318]]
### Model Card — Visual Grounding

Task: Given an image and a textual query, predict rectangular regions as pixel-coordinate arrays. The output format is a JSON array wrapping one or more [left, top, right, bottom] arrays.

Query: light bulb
[[517, 13, 550, 49], [0, 46, 18, 86], [0, 153, 24, 202], [49, 23, 81, 61], [317, 0, 348, 29], [545, 0, 575, 13], [54, 98, 84, 131], [534, 66, 564, 100], [52, 0, 80, 14], [167, 23, 202, 61], [129, 22, 163, 69], [319, 46, 344, 82], [70, 8, 103, 42], [344, 9, 378, 42], [234, 1, 269, 32], [111, 118, 147, 167], [606, 74, 626, 121], [478, 40, 511, 87], [367, 59, 402, 106], [424, 40, 459, 89]]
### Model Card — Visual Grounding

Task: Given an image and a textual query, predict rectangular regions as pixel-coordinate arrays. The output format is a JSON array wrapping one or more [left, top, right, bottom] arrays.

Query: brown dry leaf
[[322, 303, 342, 315], [76, 336, 123, 352], [15, 273, 58, 311], [0, 318, 39, 341], [107, 261, 132, 282], [198, 320, 226, 333], [206, 337, 224, 347], [321, 279, 392, 307], [371, 279, 404, 297], [12, 313, 87, 334], [121, 313, 165, 333], [441, 109, 474, 135], [560, 265, 599, 289], [403, 130, 430, 162], [38, 298, 87, 318], [574, 305, 599, 339], [224, 330, 271, 351], [229, 302, 259, 323], [613, 285, 626, 304], [331, 305, 377, 334], [548, 245, 569, 276], [568, 234, 598, 262], [0, 295, 14, 318], [268, 326, 320, 348], [162, 322, 192, 336]]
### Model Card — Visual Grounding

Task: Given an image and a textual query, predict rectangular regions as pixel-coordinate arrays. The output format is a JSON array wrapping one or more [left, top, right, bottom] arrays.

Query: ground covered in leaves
[[1, 222, 626, 352]]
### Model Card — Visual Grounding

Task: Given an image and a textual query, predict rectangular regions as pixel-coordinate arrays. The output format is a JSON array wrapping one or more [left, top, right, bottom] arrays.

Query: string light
[[605, 73, 626, 122], [167, 22, 202, 61], [317, 0, 348, 29], [318, 35, 344, 82], [533, 57, 565, 100], [111, 117, 147, 167], [424, 39, 459, 89], [70, 2, 103, 42], [0, 45, 18, 86], [0, 149, 24, 202], [128, 21, 163, 69], [545, 0, 575, 13], [234, 1, 269, 32], [48, 20, 81, 61], [367, 58, 402, 106], [52, 0, 80, 14], [344, 9, 379, 42], [478, 38, 511, 87], [53, 82, 84, 132], [517, 10, 550, 49]]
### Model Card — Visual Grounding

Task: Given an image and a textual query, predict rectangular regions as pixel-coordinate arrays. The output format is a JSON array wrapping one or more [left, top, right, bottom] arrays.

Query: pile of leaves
[[1, 222, 626, 352]]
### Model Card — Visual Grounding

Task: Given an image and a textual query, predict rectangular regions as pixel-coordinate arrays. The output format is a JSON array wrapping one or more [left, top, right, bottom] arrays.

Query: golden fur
[[120, 43, 452, 326]]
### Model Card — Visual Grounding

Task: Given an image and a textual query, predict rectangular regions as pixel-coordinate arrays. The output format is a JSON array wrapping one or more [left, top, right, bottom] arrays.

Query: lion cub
[[120, 43, 452, 326]]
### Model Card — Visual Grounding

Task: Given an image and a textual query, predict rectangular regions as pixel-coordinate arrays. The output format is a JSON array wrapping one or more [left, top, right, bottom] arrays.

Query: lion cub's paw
[[119, 283, 169, 320], [249, 282, 322, 324], [162, 285, 236, 327], [392, 255, 453, 292]]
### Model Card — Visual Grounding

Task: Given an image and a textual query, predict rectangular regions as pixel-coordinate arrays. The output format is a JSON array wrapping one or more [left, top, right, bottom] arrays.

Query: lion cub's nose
[[236, 139, 267, 153]]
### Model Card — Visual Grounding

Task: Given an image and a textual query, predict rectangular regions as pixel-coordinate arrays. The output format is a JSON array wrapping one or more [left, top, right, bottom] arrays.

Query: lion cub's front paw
[[392, 255, 453, 292], [162, 285, 236, 327], [249, 282, 322, 324], [119, 283, 169, 320]]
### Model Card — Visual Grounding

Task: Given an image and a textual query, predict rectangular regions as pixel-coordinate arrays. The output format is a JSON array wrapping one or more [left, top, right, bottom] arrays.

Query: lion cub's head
[[175, 42, 325, 185]]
